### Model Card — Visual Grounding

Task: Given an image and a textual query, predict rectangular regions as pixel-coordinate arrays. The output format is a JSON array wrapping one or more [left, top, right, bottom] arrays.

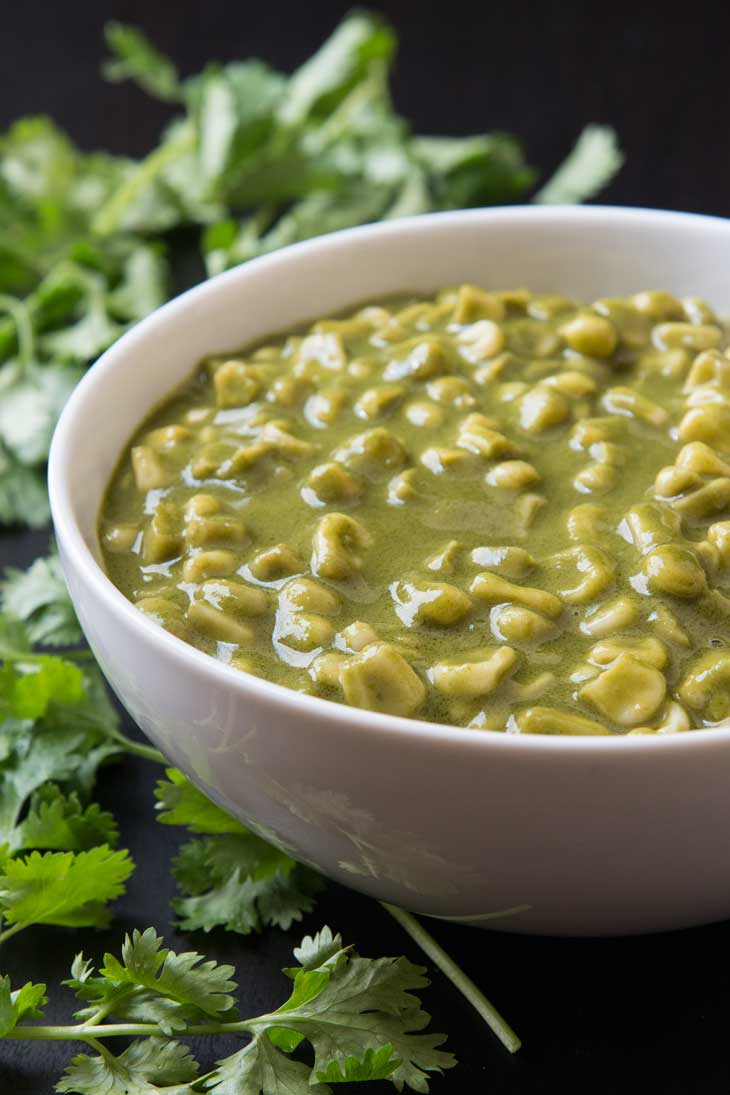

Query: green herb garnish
[[2, 925, 455, 1093]]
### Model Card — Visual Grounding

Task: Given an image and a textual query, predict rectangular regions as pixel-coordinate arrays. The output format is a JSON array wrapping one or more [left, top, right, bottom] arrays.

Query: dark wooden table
[[3, 1, 730, 1090]]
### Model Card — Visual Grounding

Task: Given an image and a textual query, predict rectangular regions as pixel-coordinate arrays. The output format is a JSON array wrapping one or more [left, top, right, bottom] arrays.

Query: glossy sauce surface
[[100, 285, 730, 734]]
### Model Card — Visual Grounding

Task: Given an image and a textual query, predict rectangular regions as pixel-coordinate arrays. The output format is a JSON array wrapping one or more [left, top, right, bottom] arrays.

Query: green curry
[[100, 284, 730, 734]]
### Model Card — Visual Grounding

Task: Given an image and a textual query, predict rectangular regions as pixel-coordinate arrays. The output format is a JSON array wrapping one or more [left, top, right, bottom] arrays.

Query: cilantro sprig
[[2, 925, 455, 1094], [0, 608, 167, 942]]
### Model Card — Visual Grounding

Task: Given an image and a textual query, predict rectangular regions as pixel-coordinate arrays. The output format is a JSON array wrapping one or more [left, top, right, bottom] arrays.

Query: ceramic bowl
[[49, 206, 730, 936]]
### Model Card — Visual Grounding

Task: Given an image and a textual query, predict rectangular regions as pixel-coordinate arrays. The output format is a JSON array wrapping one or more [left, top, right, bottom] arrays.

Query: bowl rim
[[49, 203, 730, 756]]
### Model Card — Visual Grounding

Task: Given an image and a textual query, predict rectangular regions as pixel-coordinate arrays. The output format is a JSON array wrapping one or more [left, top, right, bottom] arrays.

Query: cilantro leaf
[[107, 241, 168, 322], [171, 831, 296, 887], [0, 974, 47, 1035], [267, 949, 454, 1091], [315, 1044, 400, 1084], [211, 931, 454, 1094], [16, 785, 118, 851], [0, 846, 133, 932], [172, 860, 322, 936], [1, 654, 84, 718], [191, 62, 286, 197], [103, 23, 183, 103], [278, 12, 396, 126], [155, 768, 245, 834], [0, 631, 129, 861], [535, 124, 623, 204], [0, 443, 50, 527], [57, 1037, 199, 1095], [0, 361, 82, 466], [156, 770, 324, 935], [413, 132, 537, 207], [40, 267, 124, 363], [210, 1032, 330, 1095], [0, 613, 30, 657], [98, 927, 237, 1019], [67, 929, 237, 1037], [288, 925, 344, 975], [1, 551, 81, 647]]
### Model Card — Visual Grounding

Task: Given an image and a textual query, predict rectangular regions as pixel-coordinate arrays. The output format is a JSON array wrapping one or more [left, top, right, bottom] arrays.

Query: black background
[[3, 1, 730, 1091]]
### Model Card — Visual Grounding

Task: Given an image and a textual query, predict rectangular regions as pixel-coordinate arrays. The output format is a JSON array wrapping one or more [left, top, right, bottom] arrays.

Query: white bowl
[[50, 206, 730, 936]]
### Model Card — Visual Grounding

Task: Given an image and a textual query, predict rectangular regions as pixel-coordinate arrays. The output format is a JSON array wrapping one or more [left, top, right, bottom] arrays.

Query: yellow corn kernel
[[135, 596, 189, 641], [340, 642, 425, 716], [403, 400, 444, 428], [387, 469, 418, 505], [581, 653, 666, 726], [428, 646, 517, 698], [547, 545, 615, 604], [384, 337, 446, 381], [296, 332, 347, 373], [304, 462, 361, 506], [279, 577, 340, 616], [676, 442, 730, 478], [420, 447, 470, 474], [277, 611, 335, 653], [580, 596, 639, 637], [182, 549, 239, 583], [511, 706, 610, 735], [101, 523, 139, 553], [573, 463, 617, 494], [490, 604, 556, 644], [589, 635, 667, 671], [338, 620, 379, 653], [652, 322, 722, 352], [678, 649, 730, 719], [642, 544, 707, 598], [631, 290, 683, 320], [425, 540, 463, 574], [560, 313, 617, 357], [309, 651, 348, 688], [457, 320, 506, 362], [392, 580, 472, 627], [187, 600, 254, 645], [519, 386, 570, 433], [485, 460, 541, 490], [470, 572, 563, 618], [678, 404, 730, 453], [450, 284, 506, 324], [470, 545, 536, 578], [354, 385, 405, 420], [566, 503, 610, 542], [248, 544, 303, 582], [311, 512, 372, 580], [457, 414, 517, 459], [601, 386, 667, 426], [142, 502, 182, 564], [131, 446, 171, 490], [426, 376, 476, 408]]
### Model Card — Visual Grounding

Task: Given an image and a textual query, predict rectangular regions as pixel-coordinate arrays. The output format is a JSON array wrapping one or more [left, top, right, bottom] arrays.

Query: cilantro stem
[[381, 902, 522, 1054], [0, 645, 95, 664], [5, 1019, 254, 1041], [0, 921, 27, 945], [92, 125, 196, 235], [0, 293, 34, 366], [100, 727, 166, 765]]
